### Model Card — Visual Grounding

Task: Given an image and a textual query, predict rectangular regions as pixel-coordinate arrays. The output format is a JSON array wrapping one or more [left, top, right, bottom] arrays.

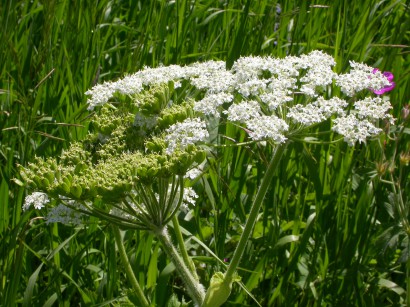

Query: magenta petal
[[373, 89, 386, 95], [373, 81, 396, 95], [385, 81, 396, 91], [370, 68, 395, 95], [383, 71, 394, 82]]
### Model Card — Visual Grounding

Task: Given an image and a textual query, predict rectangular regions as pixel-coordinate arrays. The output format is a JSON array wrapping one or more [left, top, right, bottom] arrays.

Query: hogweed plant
[[20, 51, 395, 306]]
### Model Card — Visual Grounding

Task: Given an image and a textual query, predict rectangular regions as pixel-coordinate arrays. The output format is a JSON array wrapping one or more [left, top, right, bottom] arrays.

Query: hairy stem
[[154, 225, 205, 306]]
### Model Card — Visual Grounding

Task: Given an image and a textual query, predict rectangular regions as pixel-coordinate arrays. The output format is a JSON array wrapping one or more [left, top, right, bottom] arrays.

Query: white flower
[[85, 82, 117, 110], [332, 114, 382, 146], [165, 118, 209, 155], [179, 187, 199, 213], [183, 187, 198, 206], [46, 204, 84, 226], [287, 97, 347, 126], [84, 51, 395, 147], [335, 61, 391, 96], [287, 103, 327, 126], [317, 97, 348, 117], [354, 97, 394, 123], [232, 56, 267, 82], [185, 164, 204, 180], [137, 64, 187, 86], [297, 51, 337, 96], [245, 115, 289, 142], [224, 100, 261, 123], [114, 74, 143, 95], [259, 92, 293, 111], [297, 50, 336, 69], [23, 192, 49, 211], [190, 69, 235, 94], [194, 92, 234, 117], [237, 79, 268, 97]]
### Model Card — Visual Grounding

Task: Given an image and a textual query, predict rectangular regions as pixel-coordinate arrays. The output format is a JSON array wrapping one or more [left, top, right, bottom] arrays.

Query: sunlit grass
[[1, 0, 409, 305]]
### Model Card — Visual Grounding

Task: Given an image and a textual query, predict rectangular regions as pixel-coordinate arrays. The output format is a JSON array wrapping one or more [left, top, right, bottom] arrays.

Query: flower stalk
[[202, 144, 286, 307], [153, 225, 205, 306], [224, 144, 286, 284], [112, 225, 150, 307], [172, 215, 199, 281]]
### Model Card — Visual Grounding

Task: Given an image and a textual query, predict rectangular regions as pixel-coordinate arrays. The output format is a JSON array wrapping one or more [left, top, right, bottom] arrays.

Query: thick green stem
[[112, 225, 150, 307], [224, 144, 286, 285], [154, 226, 205, 306], [172, 215, 199, 281]]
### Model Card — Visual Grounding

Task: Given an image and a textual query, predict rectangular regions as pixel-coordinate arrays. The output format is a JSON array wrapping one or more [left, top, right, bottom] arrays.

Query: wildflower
[[287, 97, 347, 126], [23, 192, 50, 211], [194, 93, 234, 117], [224, 100, 261, 123], [332, 114, 382, 146], [85, 81, 116, 110], [185, 164, 204, 180], [354, 96, 394, 123], [371, 69, 395, 95], [180, 187, 199, 212], [259, 91, 293, 111], [335, 61, 391, 96], [165, 118, 209, 155], [245, 115, 288, 143], [46, 204, 84, 225]]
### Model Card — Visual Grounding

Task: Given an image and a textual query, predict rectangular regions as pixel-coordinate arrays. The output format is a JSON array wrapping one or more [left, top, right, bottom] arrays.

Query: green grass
[[1, 0, 410, 305]]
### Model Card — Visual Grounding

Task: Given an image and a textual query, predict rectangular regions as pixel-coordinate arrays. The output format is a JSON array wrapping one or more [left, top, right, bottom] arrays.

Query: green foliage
[[1, 0, 410, 306]]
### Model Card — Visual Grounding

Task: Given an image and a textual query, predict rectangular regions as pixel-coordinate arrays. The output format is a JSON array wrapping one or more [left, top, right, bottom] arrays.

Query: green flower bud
[[70, 185, 82, 198], [137, 167, 148, 178], [19, 168, 30, 183], [169, 153, 192, 175], [175, 110, 188, 122], [60, 182, 71, 193], [32, 175, 42, 188], [146, 167, 158, 177], [74, 162, 88, 174], [55, 169, 61, 182], [44, 172, 54, 183], [62, 175, 72, 188], [40, 177, 50, 188]]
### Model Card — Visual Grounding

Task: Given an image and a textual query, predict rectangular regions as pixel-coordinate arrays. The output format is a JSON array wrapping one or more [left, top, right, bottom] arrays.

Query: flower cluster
[[287, 97, 348, 126], [21, 50, 395, 228], [46, 203, 84, 226], [164, 118, 209, 155], [84, 50, 393, 149], [23, 192, 49, 211], [335, 61, 391, 96]]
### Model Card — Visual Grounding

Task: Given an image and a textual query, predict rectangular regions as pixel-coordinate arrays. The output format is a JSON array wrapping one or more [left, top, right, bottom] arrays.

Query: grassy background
[[1, 0, 410, 305]]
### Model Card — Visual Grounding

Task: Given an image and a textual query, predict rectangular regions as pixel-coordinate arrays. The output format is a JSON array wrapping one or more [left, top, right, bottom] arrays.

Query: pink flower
[[372, 68, 395, 95]]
